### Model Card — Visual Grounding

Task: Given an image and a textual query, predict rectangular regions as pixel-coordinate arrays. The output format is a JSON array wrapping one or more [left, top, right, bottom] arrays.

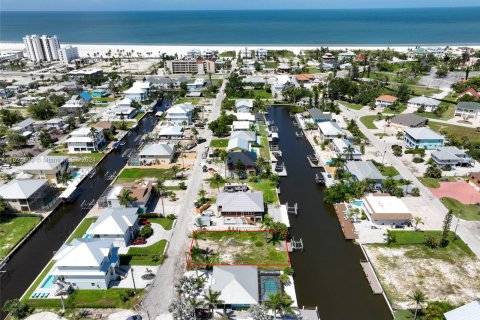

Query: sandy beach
[[5, 42, 480, 58]]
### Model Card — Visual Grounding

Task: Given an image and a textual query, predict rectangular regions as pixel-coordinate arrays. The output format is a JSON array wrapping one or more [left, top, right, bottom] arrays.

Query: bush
[[424, 235, 438, 248], [167, 214, 177, 220], [179, 181, 187, 190], [140, 224, 154, 238], [255, 241, 263, 247], [2, 299, 33, 319], [283, 267, 294, 276], [411, 187, 420, 197], [385, 231, 396, 244], [412, 157, 424, 163]]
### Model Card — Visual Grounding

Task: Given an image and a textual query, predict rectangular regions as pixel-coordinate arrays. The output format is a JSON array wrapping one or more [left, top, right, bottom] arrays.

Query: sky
[[1, 0, 480, 11]]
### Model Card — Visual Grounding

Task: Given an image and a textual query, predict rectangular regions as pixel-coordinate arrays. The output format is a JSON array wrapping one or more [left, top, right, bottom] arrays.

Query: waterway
[[268, 106, 392, 320], [0, 103, 163, 317]]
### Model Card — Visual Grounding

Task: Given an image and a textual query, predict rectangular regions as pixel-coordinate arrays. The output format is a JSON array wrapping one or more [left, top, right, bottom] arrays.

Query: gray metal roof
[[139, 143, 175, 157], [211, 266, 259, 305], [431, 150, 458, 161], [308, 108, 332, 121], [391, 113, 427, 127], [404, 127, 444, 140], [87, 207, 138, 236], [437, 146, 467, 156], [408, 96, 441, 106], [345, 161, 384, 181], [444, 300, 480, 320], [21, 155, 68, 171], [230, 130, 256, 142], [457, 101, 480, 110], [217, 191, 264, 212], [0, 179, 47, 200]]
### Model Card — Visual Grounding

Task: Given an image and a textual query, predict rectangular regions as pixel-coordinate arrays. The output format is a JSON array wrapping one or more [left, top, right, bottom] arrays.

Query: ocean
[[1, 8, 480, 45]]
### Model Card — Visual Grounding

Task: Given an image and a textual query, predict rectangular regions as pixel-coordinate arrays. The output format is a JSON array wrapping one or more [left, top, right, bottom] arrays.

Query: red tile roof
[[459, 87, 480, 99], [376, 95, 398, 102]]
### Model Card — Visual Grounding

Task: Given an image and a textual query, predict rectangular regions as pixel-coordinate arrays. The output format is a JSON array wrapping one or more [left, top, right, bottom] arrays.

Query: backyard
[[48, 151, 106, 167], [189, 231, 289, 266], [366, 231, 480, 309], [248, 179, 279, 203], [210, 139, 228, 148], [66, 218, 97, 243], [116, 168, 175, 183], [121, 239, 168, 266], [0, 216, 41, 258]]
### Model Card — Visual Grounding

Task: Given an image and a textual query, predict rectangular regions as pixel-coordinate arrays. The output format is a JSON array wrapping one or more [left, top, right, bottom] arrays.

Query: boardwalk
[[334, 204, 359, 240], [360, 261, 383, 295]]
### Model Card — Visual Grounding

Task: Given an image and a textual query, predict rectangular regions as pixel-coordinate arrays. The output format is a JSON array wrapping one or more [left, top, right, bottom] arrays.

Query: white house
[[330, 138, 361, 160], [158, 125, 184, 139], [375, 95, 398, 108], [235, 99, 254, 113], [60, 95, 89, 115], [123, 81, 150, 101], [407, 96, 441, 112], [444, 300, 480, 320], [66, 127, 106, 153], [165, 103, 195, 125], [317, 121, 346, 141], [211, 266, 259, 307], [454, 101, 480, 119], [232, 121, 251, 131], [86, 207, 139, 246], [138, 143, 176, 164], [362, 194, 413, 226], [51, 238, 119, 290]]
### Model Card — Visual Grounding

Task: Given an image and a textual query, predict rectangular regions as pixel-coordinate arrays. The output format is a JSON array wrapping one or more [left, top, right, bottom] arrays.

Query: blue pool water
[[325, 161, 333, 165], [263, 278, 280, 301], [71, 172, 81, 180], [83, 234, 93, 239], [40, 275, 55, 289], [353, 200, 363, 207]]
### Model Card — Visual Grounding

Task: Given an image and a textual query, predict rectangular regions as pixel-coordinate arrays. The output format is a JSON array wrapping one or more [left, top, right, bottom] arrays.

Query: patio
[[430, 181, 480, 204]]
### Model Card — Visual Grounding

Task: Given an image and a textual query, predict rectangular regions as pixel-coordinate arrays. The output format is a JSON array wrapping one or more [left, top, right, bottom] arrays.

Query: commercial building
[[58, 45, 79, 65], [166, 59, 215, 74], [23, 34, 60, 63]]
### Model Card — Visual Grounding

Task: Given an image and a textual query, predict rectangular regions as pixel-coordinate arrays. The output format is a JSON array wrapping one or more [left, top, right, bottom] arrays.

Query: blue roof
[[80, 91, 92, 101]]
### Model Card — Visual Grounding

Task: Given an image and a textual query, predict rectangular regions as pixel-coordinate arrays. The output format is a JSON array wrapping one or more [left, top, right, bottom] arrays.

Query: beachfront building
[[51, 238, 120, 290], [216, 191, 264, 222], [454, 101, 480, 119], [317, 121, 346, 141], [345, 161, 384, 188], [403, 127, 444, 150], [137, 143, 177, 164], [235, 99, 254, 113], [256, 48, 268, 60], [375, 95, 398, 108], [166, 59, 215, 75], [66, 127, 106, 153], [187, 49, 202, 59], [23, 34, 60, 63], [211, 266, 259, 308], [362, 194, 413, 226], [0, 179, 57, 212], [407, 96, 441, 112], [58, 46, 79, 65], [165, 103, 195, 125], [431, 146, 474, 168], [19, 155, 70, 184], [86, 207, 139, 246]]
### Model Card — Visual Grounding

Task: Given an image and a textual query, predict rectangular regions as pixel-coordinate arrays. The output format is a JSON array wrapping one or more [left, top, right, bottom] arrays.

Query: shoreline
[[3, 42, 480, 57]]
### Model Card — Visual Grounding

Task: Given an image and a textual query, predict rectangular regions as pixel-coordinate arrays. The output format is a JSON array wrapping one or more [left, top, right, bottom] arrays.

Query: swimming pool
[[262, 278, 280, 300], [40, 275, 55, 289], [325, 161, 333, 165], [71, 171, 81, 180], [83, 234, 93, 239], [353, 200, 363, 207]]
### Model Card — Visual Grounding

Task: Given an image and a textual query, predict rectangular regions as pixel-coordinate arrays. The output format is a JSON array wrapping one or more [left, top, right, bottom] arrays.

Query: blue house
[[403, 127, 444, 150]]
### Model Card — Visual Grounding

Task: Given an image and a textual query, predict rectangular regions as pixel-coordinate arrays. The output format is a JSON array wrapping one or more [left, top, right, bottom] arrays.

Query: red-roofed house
[[295, 74, 315, 84], [375, 95, 398, 108], [458, 88, 480, 100]]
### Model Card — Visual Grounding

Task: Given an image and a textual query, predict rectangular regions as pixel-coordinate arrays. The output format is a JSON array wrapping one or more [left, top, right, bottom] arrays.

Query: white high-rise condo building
[[23, 34, 61, 63], [58, 46, 79, 65]]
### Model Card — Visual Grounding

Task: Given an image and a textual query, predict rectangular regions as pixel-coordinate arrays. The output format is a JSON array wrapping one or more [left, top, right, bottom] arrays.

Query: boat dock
[[306, 154, 322, 168], [360, 260, 383, 294], [287, 236, 304, 252], [299, 306, 321, 320], [333, 204, 358, 240]]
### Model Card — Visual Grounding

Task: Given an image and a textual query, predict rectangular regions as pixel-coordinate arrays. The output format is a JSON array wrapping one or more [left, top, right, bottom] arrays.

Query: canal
[[0, 103, 163, 316], [269, 106, 392, 320]]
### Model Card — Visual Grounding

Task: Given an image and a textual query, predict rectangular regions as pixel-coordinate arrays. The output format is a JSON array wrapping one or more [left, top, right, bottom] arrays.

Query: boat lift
[[290, 236, 304, 252], [80, 199, 96, 211], [104, 171, 117, 181], [286, 202, 298, 216]]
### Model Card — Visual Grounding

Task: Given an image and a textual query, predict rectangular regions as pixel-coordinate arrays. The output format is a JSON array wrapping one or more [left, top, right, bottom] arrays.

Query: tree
[[39, 130, 53, 149], [408, 289, 427, 320], [0, 196, 7, 214], [210, 173, 224, 191], [2, 299, 33, 319], [88, 127, 99, 149], [118, 189, 137, 207], [424, 165, 442, 179], [440, 210, 453, 247], [423, 301, 455, 320], [396, 83, 410, 102], [343, 145, 356, 161], [265, 292, 283, 320], [6, 131, 27, 148], [58, 170, 70, 185], [403, 179, 412, 194], [413, 216, 424, 230], [28, 99, 55, 120], [202, 288, 222, 318], [154, 179, 168, 215], [0, 109, 23, 128], [188, 296, 203, 320]]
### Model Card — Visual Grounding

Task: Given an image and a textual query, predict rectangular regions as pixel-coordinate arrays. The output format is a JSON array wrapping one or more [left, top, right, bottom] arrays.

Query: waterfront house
[[235, 99, 254, 113], [158, 125, 184, 140], [123, 81, 151, 101], [51, 238, 119, 290], [256, 48, 268, 60], [407, 96, 441, 112], [211, 266, 259, 308], [227, 151, 258, 176], [114, 106, 137, 119], [362, 194, 413, 226], [66, 127, 106, 153], [86, 207, 139, 246], [330, 138, 362, 161], [232, 121, 251, 131], [344, 161, 384, 188], [458, 88, 480, 100], [468, 172, 480, 192], [308, 108, 332, 123], [375, 95, 398, 108], [230, 131, 256, 143], [227, 137, 250, 152], [138, 143, 176, 164], [101, 182, 153, 210], [390, 113, 427, 128], [216, 191, 264, 222], [444, 300, 480, 320], [431, 146, 474, 168], [403, 127, 444, 150], [0, 179, 57, 212], [117, 97, 132, 109], [165, 103, 195, 125], [317, 121, 346, 141], [234, 112, 256, 122], [20, 155, 69, 184], [454, 101, 480, 119]]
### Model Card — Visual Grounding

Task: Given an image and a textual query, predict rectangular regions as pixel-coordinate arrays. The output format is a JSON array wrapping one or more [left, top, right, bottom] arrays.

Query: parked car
[[196, 137, 206, 144], [131, 237, 147, 245], [126, 315, 142, 320]]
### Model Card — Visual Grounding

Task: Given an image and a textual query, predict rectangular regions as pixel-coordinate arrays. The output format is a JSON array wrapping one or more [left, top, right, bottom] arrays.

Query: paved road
[[338, 103, 480, 257], [141, 61, 235, 320]]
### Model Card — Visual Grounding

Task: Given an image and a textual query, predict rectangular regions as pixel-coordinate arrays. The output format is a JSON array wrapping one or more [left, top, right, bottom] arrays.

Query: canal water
[[0, 104, 163, 316], [269, 106, 392, 320]]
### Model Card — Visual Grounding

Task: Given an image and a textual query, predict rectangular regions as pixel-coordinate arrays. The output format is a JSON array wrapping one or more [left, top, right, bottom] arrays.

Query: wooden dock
[[333, 204, 358, 240], [306, 155, 322, 168], [360, 261, 383, 294]]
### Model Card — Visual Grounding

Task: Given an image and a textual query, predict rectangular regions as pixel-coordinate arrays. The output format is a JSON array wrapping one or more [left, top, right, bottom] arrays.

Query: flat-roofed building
[[362, 194, 413, 226]]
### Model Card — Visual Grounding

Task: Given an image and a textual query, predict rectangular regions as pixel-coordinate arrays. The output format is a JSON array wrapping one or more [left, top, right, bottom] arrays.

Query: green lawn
[[175, 97, 201, 104], [259, 136, 271, 160], [441, 197, 480, 221], [338, 100, 364, 110], [394, 309, 415, 320], [414, 94, 457, 120], [252, 89, 273, 99], [210, 139, 228, 148], [66, 218, 97, 243], [410, 85, 441, 96], [360, 115, 379, 129], [122, 239, 167, 265], [112, 121, 136, 130], [0, 216, 41, 258], [48, 151, 105, 167], [380, 166, 399, 177], [249, 179, 279, 203], [149, 218, 175, 230], [116, 168, 174, 183], [418, 177, 441, 188], [134, 112, 145, 120], [23, 261, 55, 301], [264, 61, 279, 69], [193, 231, 289, 265], [92, 97, 115, 103], [383, 104, 407, 114], [428, 121, 480, 143]]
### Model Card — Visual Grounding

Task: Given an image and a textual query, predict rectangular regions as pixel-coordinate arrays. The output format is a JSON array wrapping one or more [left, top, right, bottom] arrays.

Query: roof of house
[[159, 125, 183, 136], [211, 266, 259, 305], [217, 191, 264, 213], [376, 95, 398, 102], [317, 121, 344, 136], [139, 143, 175, 157], [117, 98, 132, 106], [235, 99, 254, 110], [227, 137, 250, 151], [124, 87, 146, 94], [227, 151, 257, 166], [53, 238, 113, 268], [87, 207, 138, 236], [230, 131, 256, 142], [232, 121, 251, 130], [345, 161, 384, 181], [234, 112, 256, 122], [444, 300, 480, 320], [404, 127, 444, 140], [14, 118, 34, 129], [456, 101, 480, 110], [437, 146, 467, 156], [20, 155, 68, 171], [308, 108, 332, 120], [0, 179, 47, 200], [408, 96, 441, 106], [391, 113, 427, 127], [458, 87, 480, 99], [364, 194, 413, 220], [242, 76, 266, 84], [331, 138, 361, 155], [295, 74, 315, 81]]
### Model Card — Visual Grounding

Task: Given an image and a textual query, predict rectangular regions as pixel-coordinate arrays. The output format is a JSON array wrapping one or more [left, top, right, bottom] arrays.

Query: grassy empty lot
[[248, 179, 279, 203], [48, 151, 105, 167], [210, 139, 228, 148], [116, 168, 174, 183], [66, 218, 97, 243], [428, 121, 480, 143], [417, 176, 457, 188], [441, 197, 480, 221], [360, 115, 379, 129], [191, 231, 289, 266], [0, 216, 41, 258], [175, 97, 201, 104], [122, 239, 167, 266], [338, 100, 364, 110]]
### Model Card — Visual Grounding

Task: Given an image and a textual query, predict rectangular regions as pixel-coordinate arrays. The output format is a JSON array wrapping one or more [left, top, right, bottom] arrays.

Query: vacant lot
[[210, 139, 228, 148], [116, 168, 174, 183], [49, 151, 105, 167], [360, 115, 379, 129], [190, 231, 289, 266], [366, 231, 480, 309], [441, 197, 480, 221], [428, 122, 480, 143], [0, 216, 40, 258]]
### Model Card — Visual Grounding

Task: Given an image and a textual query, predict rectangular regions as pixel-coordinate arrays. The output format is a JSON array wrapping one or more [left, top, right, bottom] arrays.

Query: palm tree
[[404, 179, 413, 194], [171, 165, 180, 179], [343, 145, 356, 161], [198, 189, 207, 203], [118, 189, 137, 207], [260, 214, 274, 230], [58, 170, 70, 185], [88, 127, 99, 150], [265, 292, 283, 319], [413, 216, 424, 230], [154, 179, 168, 215], [409, 289, 426, 320], [188, 296, 203, 320], [202, 288, 223, 318], [210, 173, 224, 191]]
